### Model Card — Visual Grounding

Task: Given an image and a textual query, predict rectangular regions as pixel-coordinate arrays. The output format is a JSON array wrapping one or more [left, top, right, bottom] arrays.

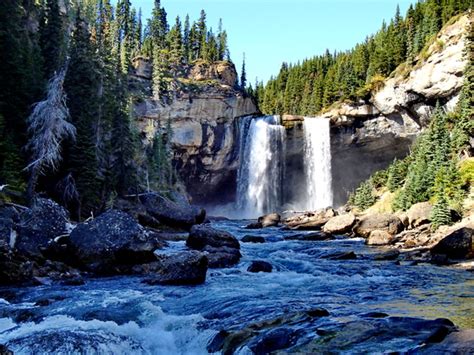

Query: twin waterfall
[[303, 118, 333, 211], [237, 116, 333, 218]]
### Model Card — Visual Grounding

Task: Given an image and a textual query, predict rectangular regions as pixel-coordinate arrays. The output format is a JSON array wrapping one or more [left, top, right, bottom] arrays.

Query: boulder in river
[[284, 208, 336, 230], [247, 260, 273, 273], [16, 198, 70, 257], [431, 227, 474, 260], [322, 213, 356, 234], [0, 344, 13, 355], [69, 210, 165, 274], [420, 329, 474, 354], [139, 192, 206, 231], [241, 235, 265, 243], [142, 251, 208, 285], [187, 225, 241, 268], [353, 213, 404, 239], [246, 213, 281, 229], [293, 317, 456, 353]]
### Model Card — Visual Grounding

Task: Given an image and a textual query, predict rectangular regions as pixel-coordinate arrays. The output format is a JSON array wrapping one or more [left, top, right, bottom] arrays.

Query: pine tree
[[240, 53, 247, 89], [183, 14, 191, 63], [351, 180, 376, 210], [40, 0, 64, 79], [64, 13, 102, 218], [197, 9, 207, 58], [217, 18, 228, 61], [430, 193, 452, 230]]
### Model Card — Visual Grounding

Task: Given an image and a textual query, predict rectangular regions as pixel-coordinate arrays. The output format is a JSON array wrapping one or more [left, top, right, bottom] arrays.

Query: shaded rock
[[207, 330, 230, 353], [187, 225, 241, 268], [0, 344, 13, 355], [361, 312, 389, 318], [284, 208, 335, 230], [322, 213, 356, 234], [203, 246, 241, 268], [293, 317, 456, 353], [284, 232, 334, 241], [245, 222, 263, 229], [321, 251, 357, 260], [366, 230, 394, 246], [420, 329, 474, 354], [207, 308, 329, 354], [139, 192, 206, 231], [0, 250, 35, 286], [373, 249, 400, 261], [407, 202, 432, 228], [16, 198, 69, 257], [187, 225, 240, 250], [69, 210, 164, 274], [0, 206, 20, 249], [142, 251, 208, 285], [247, 260, 272, 273], [241, 235, 265, 243], [431, 227, 474, 260], [252, 327, 297, 354], [353, 213, 404, 239]]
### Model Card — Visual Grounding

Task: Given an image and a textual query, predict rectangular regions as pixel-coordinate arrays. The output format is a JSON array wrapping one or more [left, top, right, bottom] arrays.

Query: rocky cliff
[[131, 59, 259, 204], [283, 14, 470, 206]]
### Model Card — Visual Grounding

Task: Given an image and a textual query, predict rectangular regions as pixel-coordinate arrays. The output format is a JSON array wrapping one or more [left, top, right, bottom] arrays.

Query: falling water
[[237, 116, 286, 218], [303, 117, 333, 210]]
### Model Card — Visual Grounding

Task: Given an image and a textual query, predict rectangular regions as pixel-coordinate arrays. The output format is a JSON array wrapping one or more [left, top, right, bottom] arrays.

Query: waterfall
[[303, 117, 333, 210], [237, 115, 286, 218]]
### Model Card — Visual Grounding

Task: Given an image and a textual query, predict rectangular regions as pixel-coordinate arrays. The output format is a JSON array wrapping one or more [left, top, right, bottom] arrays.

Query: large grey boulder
[[353, 213, 404, 239], [323, 213, 356, 234], [69, 210, 164, 273], [366, 230, 394, 246], [139, 193, 206, 231], [142, 251, 208, 285], [407, 202, 432, 229], [16, 198, 69, 257], [431, 227, 474, 260], [284, 208, 336, 230], [187, 225, 241, 268]]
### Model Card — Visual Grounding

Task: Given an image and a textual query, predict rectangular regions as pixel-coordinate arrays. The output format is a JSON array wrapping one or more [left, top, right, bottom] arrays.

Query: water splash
[[303, 117, 333, 210], [237, 116, 286, 218]]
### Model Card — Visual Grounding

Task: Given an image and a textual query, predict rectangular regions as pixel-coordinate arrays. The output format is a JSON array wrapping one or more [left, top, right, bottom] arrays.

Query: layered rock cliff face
[[132, 59, 258, 204], [283, 14, 470, 207]]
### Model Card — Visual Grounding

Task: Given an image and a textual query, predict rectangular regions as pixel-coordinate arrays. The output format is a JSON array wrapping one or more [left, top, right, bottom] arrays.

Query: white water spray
[[237, 116, 286, 218], [303, 117, 333, 210]]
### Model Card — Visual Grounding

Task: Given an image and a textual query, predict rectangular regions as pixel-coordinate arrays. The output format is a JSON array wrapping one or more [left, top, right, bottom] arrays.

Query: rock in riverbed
[[353, 213, 404, 239], [247, 260, 272, 273], [187, 225, 241, 268], [69, 210, 165, 274], [142, 251, 208, 285], [431, 227, 474, 260], [322, 213, 356, 234]]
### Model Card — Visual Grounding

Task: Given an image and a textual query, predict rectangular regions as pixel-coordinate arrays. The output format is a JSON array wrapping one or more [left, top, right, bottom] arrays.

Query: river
[[1, 220, 473, 354]]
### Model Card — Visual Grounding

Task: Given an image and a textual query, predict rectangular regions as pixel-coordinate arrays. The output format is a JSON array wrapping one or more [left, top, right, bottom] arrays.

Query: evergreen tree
[[430, 193, 452, 230], [240, 53, 247, 89], [183, 14, 191, 63], [217, 18, 228, 61], [197, 9, 207, 58], [40, 0, 64, 79], [64, 13, 102, 218]]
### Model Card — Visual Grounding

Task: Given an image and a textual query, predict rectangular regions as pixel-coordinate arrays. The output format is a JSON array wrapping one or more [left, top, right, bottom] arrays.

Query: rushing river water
[[1, 220, 473, 354]]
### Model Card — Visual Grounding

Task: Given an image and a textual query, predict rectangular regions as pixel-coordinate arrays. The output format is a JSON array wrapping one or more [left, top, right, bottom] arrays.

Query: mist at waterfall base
[[1, 220, 473, 353], [208, 115, 333, 219]]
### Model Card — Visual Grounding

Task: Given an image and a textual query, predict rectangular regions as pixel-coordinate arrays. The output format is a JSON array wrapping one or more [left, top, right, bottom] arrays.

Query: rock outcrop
[[281, 15, 470, 207], [132, 59, 259, 204]]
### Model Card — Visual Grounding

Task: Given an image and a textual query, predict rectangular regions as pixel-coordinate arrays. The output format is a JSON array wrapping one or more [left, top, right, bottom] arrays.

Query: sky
[[129, 0, 413, 85]]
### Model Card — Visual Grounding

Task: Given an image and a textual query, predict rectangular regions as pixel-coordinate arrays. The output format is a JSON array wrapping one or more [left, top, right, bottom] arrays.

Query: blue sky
[[129, 0, 413, 84]]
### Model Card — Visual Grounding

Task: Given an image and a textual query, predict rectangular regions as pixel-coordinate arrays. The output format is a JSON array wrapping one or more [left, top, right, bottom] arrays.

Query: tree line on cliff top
[[254, 0, 471, 116]]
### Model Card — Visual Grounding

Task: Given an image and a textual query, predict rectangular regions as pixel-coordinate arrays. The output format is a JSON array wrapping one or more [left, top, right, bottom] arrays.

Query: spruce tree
[[430, 193, 452, 230], [64, 13, 102, 218], [40, 0, 64, 79], [240, 53, 247, 89]]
